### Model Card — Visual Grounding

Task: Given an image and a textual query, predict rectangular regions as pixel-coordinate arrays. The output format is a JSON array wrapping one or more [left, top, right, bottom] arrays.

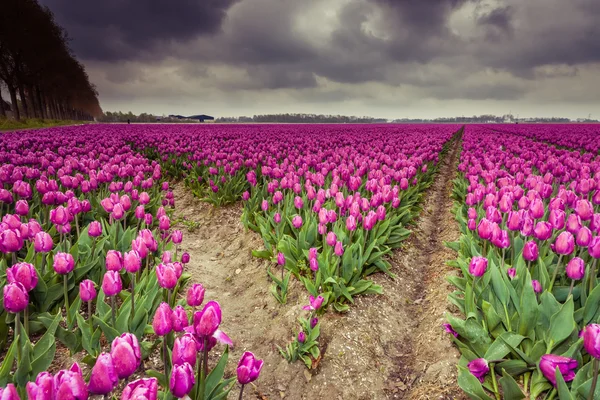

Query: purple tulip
[[532, 280, 542, 293], [88, 221, 102, 237], [583, 324, 600, 359], [548, 209, 565, 230], [274, 213, 281, 224], [156, 263, 178, 289], [187, 283, 205, 307], [3, 282, 29, 313], [507, 268, 516, 279], [88, 353, 118, 395], [297, 331, 306, 343], [169, 362, 195, 398], [566, 257, 585, 281], [523, 240, 539, 261], [311, 317, 319, 329], [0, 384, 20, 400], [334, 241, 344, 256], [171, 305, 188, 332], [26, 372, 54, 400], [589, 236, 600, 259], [172, 230, 183, 244], [477, 218, 494, 240], [33, 231, 53, 253], [105, 250, 123, 271], [302, 295, 324, 311], [124, 250, 141, 273], [102, 271, 122, 297], [158, 215, 170, 231], [111, 333, 141, 379], [79, 279, 97, 302], [326, 231, 337, 247], [467, 358, 489, 382], [54, 363, 88, 400], [153, 302, 173, 336], [53, 252, 74, 275], [277, 252, 286, 266], [554, 231, 575, 255], [346, 215, 357, 231], [577, 227, 593, 247], [7, 262, 38, 292], [534, 221, 553, 241], [237, 351, 263, 385], [193, 300, 222, 337], [292, 215, 303, 229], [181, 252, 190, 264], [121, 378, 158, 400], [172, 334, 198, 366], [566, 213, 582, 234], [539, 354, 577, 386], [469, 256, 488, 277], [443, 323, 458, 337]]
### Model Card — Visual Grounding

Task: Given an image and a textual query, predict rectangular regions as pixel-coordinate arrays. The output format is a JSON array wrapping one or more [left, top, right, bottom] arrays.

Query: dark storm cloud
[[40, 0, 239, 61]]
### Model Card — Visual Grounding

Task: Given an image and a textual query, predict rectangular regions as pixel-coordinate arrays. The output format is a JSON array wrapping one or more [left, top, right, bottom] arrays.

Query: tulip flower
[[507, 268, 516, 279], [172, 305, 188, 332], [292, 215, 303, 229], [523, 240, 539, 262], [53, 252, 74, 275], [170, 362, 195, 398], [111, 333, 141, 379], [539, 354, 577, 387], [7, 262, 38, 292], [3, 282, 29, 314], [121, 378, 158, 400], [54, 364, 87, 400], [297, 331, 306, 343], [467, 358, 489, 382], [156, 263, 178, 302], [181, 252, 190, 264], [0, 384, 20, 400], [153, 302, 173, 336], [469, 256, 488, 277], [532, 279, 542, 293], [105, 250, 123, 271], [88, 353, 119, 395], [554, 231, 575, 255], [302, 295, 324, 311], [334, 241, 344, 256], [172, 334, 198, 366], [79, 279, 97, 302], [311, 317, 319, 329], [88, 221, 102, 237], [443, 323, 458, 337], [102, 271, 122, 327], [187, 283, 205, 308], [236, 351, 263, 398], [26, 372, 54, 400], [33, 231, 53, 253]]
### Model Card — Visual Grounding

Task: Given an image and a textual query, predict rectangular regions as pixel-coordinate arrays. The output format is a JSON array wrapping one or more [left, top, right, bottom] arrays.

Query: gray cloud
[[38, 0, 600, 118]]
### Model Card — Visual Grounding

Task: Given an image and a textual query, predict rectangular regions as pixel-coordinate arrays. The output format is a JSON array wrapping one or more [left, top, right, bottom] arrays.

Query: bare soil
[[171, 135, 465, 399]]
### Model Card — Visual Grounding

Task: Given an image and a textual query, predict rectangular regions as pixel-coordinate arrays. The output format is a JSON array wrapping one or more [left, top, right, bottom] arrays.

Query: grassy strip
[[0, 117, 88, 131]]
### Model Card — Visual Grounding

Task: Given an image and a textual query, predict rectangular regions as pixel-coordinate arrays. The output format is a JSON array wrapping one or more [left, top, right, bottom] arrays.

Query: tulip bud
[[0, 384, 20, 400], [121, 378, 158, 400], [566, 257, 585, 281], [566, 213, 582, 234], [507, 268, 516, 279], [53, 252, 74, 275], [111, 333, 141, 379], [334, 241, 344, 256], [577, 227, 593, 247], [297, 331, 306, 343], [237, 351, 264, 385], [124, 250, 141, 273], [523, 240, 539, 261], [583, 324, 600, 359], [181, 252, 190, 264], [88, 221, 102, 237], [3, 282, 29, 313], [158, 215, 170, 231], [80, 279, 97, 302], [156, 263, 178, 289], [469, 256, 488, 277], [326, 231, 337, 247], [54, 364, 87, 400], [172, 334, 198, 366], [539, 354, 577, 387], [171, 305, 188, 332], [15, 200, 29, 216], [88, 353, 119, 395], [533, 221, 553, 241], [26, 372, 54, 400], [292, 215, 303, 229], [105, 250, 123, 271], [152, 302, 173, 336], [274, 213, 281, 224], [33, 231, 53, 253], [102, 271, 122, 297], [532, 279, 542, 293], [187, 283, 205, 307], [7, 262, 38, 292], [477, 218, 493, 240], [590, 237, 600, 259], [467, 358, 489, 382], [135, 205, 145, 219], [193, 300, 222, 337], [169, 362, 195, 398], [554, 231, 575, 255]]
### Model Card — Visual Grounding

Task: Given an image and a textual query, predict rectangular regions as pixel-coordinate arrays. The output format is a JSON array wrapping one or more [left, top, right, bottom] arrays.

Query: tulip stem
[[64, 274, 71, 325], [110, 296, 116, 328], [75, 215, 80, 238], [199, 337, 208, 400], [238, 384, 245, 400], [163, 337, 169, 381], [11, 252, 16, 266], [568, 280, 575, 298], [589, 259, 598, 294], [88, 300, 93, 334], [41, 255, 46, 276], [589, 358, 599, 400], [548, 254, 563, 293], [24, 306, 29, 337], [489, 363, 500, 400], [15, 312, 21, 363], [131, 273, 136, 321]]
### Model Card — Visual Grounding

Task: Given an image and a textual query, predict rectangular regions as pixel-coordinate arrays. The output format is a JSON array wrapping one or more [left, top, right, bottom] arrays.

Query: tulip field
[[0, 122, 599, 399]]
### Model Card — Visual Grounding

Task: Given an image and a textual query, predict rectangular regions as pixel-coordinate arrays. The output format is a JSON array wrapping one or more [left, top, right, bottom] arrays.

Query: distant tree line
[[98, 111, 210, 123], [216, 114, 389, 123], [392, 114, 585, 123], [0, 0, 101, 121]]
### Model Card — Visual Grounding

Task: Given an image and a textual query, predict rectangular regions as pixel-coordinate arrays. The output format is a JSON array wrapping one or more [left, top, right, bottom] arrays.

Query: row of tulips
[[0, 126, 262, 398], [446, 125, 600, 399]]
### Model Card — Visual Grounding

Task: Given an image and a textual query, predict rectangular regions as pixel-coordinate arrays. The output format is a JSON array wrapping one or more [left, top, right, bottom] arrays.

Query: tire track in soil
[[170, 131, 465, 400], [388, 131, 466, 399]]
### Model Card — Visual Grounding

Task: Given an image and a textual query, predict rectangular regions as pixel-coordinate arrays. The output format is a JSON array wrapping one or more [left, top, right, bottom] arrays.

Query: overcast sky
[[39, 0, 599, 119]]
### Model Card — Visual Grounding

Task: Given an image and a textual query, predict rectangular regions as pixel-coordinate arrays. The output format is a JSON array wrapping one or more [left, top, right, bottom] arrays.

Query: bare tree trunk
[[36, 86, 46, 119], [0, 91, 6, 118], [28, 85, 39, 118], [8, 86, 20, 120], [17, 84, 29, 118]]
